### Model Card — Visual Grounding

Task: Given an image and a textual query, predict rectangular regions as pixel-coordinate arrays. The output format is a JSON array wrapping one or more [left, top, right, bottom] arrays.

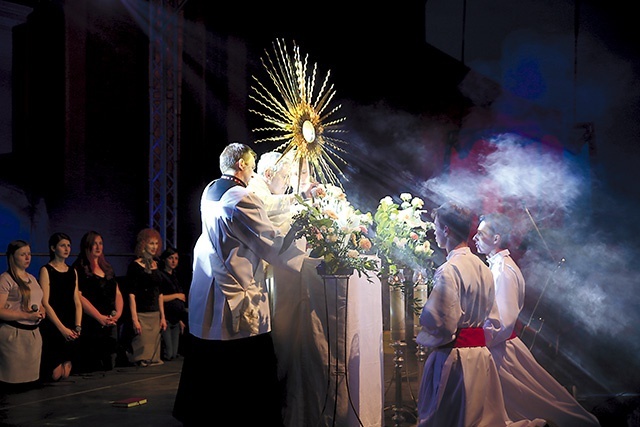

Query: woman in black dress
[[39, 232, 82, 382], [159, 247, 188, 361], [126, 228, 166, 366], [72, 231, 124, 373]]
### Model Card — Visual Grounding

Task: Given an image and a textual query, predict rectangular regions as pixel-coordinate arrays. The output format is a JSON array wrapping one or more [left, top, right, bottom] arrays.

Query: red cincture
[[453, 327, 486, 348]]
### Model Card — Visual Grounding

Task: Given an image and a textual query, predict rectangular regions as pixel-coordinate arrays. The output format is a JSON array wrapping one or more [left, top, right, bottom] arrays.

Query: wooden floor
[[0, 331, 634, 427]]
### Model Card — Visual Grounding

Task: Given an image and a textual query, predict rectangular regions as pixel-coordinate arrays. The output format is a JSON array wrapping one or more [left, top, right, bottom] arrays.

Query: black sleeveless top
[[43, 264, 77, 327]]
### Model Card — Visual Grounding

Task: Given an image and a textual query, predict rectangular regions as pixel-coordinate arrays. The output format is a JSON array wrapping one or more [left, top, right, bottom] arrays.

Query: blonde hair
[[6, 240, 32, 312]]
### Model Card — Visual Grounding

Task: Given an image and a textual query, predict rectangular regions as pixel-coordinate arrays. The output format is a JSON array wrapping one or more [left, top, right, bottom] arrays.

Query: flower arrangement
[[373, 193, 435, 273], [373, 193, 437, 313], [290, 184, 378, 278]]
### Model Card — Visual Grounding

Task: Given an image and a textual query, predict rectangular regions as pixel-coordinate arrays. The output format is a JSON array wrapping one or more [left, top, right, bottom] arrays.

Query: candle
[[390, 286, 405, 341], [413, 283, 429, 336]]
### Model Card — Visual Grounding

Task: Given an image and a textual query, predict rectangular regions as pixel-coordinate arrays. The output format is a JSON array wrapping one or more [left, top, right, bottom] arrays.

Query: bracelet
[[74, 325, 82, 333]]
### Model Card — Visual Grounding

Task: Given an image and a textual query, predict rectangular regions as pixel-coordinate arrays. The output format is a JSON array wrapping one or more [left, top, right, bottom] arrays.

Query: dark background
[[1, 1, 639, 422]]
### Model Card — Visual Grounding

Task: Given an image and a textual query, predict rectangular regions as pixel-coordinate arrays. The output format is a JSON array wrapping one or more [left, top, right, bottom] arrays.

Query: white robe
[[416, 247, 545, 427], [188, 181, 305, 341], [246, 173, 297, 233], [484, 250, 601, 427]]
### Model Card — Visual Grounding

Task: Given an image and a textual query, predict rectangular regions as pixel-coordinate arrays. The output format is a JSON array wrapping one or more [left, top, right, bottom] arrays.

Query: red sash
[[442, 327, 518, 348], [512, 319, 524, 338], [452, 327, 485, 348]]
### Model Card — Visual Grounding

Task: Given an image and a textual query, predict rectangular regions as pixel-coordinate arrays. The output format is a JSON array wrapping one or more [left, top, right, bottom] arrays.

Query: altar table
[[270, 255, 384, 427]]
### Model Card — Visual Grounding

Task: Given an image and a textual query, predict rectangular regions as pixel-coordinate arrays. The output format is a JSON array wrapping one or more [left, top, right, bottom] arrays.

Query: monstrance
[[249, 38, 349, 193]]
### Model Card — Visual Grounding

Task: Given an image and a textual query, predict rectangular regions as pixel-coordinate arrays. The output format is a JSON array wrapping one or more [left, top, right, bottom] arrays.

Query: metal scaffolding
[[148, 0, 187, 250]]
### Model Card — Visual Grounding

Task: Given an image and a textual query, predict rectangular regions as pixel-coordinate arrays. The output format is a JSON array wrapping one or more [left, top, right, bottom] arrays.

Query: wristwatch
[[75, 325, 82, 333]]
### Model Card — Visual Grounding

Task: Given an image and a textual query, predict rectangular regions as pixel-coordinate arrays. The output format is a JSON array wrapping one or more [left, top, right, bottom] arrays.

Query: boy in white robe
[[416, 201, 546, 427], [475, 212, 601, 427]]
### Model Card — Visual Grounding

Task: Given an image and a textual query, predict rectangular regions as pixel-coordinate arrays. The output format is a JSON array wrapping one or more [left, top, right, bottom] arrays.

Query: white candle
[[390, 286, 405, 341], [413, 283, 428, 337]]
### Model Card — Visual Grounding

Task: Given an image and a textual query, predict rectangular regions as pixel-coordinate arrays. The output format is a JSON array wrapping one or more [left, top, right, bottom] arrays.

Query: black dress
[[74, 271, 119, 372], [39, 264, 78, 381]]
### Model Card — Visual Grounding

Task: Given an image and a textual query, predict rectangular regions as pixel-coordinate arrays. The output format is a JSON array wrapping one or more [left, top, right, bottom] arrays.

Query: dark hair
[[48, 232, 71, 261], [72, 231, 115, 280], [160, 246, 178, 261], [219, 142, 256, 173], [6, 239, 32, 311], [432, 201, 473, 241], [159, 247, 179, 272], [479, 213, 512, 248]]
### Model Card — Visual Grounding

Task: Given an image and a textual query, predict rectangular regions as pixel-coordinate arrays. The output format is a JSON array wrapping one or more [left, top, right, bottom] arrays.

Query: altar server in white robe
[[173, 142, 305, 427], [475, 212, 601, 427], [416, 201, 546, 427]]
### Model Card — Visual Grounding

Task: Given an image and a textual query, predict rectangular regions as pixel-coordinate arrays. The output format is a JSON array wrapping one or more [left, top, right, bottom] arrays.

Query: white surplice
[[188, 182, 305, 341], [246, 173, 297, 233], [484, 249, 601, 427], [416, 246, 546, 427]]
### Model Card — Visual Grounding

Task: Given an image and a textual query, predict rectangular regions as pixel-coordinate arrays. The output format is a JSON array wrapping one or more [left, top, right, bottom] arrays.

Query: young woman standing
[[72, 231, 123, 372], [126, 228, 167, 366], [39, 232, 82, 382], [159, 247, 188, 361], [0, 240, 45, 391]]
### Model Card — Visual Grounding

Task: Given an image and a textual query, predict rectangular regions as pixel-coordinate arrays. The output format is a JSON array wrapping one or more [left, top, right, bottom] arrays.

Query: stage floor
[[0, 331, 634, 427]]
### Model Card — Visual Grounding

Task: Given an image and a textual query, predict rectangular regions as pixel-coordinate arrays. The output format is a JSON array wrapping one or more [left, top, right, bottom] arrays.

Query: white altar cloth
[[271, 255, 384, 427]]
